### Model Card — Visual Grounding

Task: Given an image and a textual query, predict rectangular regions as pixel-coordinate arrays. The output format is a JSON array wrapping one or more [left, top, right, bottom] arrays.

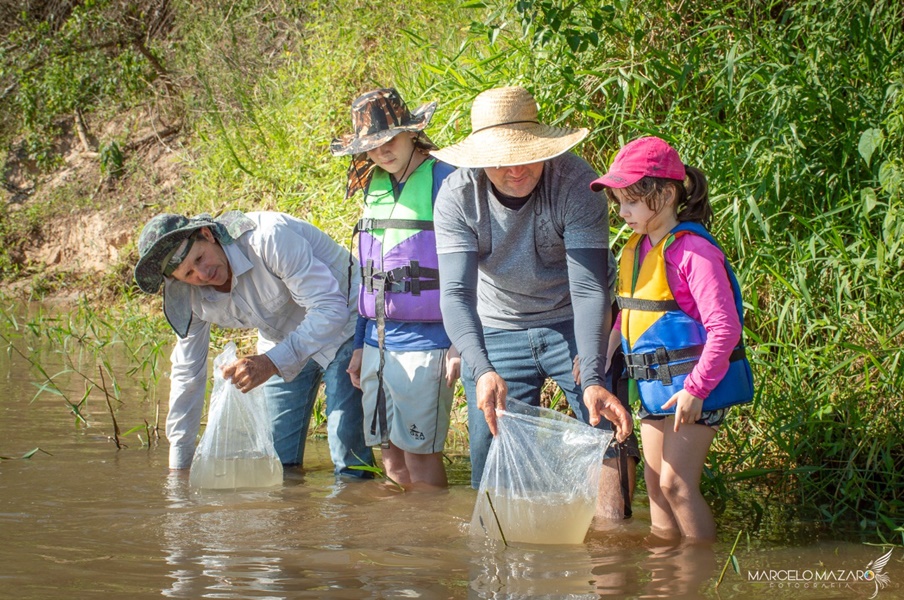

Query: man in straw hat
[[330, 88, 461, 488], [134, 210, 373, 477], [432, 86, 638, 516]]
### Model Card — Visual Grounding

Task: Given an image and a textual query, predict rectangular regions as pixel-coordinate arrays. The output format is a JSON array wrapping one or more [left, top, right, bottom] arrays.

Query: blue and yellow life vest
[[355, 158, 442, 323], [617, 221, 754, 415]]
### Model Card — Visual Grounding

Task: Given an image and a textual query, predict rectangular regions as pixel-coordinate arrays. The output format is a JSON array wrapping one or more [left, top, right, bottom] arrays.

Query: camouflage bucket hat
[[330, 88, 438, 157], [133, 211, 255, 294], [134, 214, 213, 294]]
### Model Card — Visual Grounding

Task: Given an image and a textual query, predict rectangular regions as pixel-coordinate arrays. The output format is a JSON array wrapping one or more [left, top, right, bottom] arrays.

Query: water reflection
[[468, 542, 598, 599], [162, 472, 290, 599], [464, 525, 718, 599], [639, 537, 717, 599]]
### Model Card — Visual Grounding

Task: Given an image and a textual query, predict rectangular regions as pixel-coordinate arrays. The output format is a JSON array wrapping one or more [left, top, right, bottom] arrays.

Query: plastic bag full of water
[[188, 342, 283, 490], [470, 399, 613, 544]]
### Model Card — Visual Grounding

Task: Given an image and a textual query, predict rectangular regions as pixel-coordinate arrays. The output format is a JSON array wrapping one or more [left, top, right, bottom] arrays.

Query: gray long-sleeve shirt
[[434, 153, 617, 386]]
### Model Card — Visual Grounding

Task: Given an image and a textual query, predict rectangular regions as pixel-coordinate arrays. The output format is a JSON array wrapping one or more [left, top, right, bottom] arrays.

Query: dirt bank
[[1, 109, 186, 303]]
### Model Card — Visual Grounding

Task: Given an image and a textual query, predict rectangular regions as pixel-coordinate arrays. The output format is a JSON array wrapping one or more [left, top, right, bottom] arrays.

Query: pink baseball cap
[[590, 136, 686, 191]]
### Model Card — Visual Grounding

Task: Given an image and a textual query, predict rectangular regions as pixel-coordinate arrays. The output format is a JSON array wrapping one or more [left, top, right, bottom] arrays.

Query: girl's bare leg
[[380, 442, 411, 485], [659, 419, 717, 540], [640, 420, 680, 537], [404, 451, 448, 488]]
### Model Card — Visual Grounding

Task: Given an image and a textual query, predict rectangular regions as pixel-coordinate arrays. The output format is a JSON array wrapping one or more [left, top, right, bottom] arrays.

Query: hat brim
[[429, 123, 588, 168], [330, 101, 437, 157], [163, 278, 194, 338], [133, 225, 207, 294], [589, 171, 646, 191]]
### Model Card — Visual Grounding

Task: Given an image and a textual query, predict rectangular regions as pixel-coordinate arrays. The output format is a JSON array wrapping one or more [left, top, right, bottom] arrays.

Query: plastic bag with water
[[470, 399, 613, 545], [188, 342, 283, 490]]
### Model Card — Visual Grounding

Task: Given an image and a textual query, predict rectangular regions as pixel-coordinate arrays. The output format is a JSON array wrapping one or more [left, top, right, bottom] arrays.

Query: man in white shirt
[[134, 210, 373, 476]]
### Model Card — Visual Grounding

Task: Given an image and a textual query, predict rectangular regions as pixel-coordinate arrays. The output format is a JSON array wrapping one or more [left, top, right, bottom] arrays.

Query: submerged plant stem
[[99, 365, 122, 449], [716, 529, 744, 588], [485, 491, 509, 547]]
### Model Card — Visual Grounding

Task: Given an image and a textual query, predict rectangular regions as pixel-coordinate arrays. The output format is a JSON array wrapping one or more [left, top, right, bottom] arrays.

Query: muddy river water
[[1, 337, 900, 599]]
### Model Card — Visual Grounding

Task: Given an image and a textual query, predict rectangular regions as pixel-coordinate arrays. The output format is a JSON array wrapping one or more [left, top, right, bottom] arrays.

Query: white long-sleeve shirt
[[164, 212, 358, 468]]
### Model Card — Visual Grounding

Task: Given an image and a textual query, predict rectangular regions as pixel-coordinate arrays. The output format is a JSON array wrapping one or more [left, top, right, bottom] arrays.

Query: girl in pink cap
[[590, 136, 754, 540]]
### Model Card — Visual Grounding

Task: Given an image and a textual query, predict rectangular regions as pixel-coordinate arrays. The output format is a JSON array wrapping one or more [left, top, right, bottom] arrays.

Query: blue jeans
[[461, 321, 625, 489], [264, 336, 373, 477]]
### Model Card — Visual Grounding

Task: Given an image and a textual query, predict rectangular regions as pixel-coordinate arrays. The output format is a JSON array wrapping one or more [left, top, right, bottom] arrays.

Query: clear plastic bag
[[189, 342, 283, 490], [470, 399, 613, 545]]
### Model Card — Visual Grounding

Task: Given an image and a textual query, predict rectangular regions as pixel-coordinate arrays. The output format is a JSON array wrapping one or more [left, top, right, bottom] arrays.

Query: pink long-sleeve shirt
[[615, 233, 742, 399]]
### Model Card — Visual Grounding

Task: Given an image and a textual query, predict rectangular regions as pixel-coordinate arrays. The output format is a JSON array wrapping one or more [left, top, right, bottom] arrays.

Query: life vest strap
[[355, 217, 434, 233], [626, 347, 748, 386], [362, 260, 375, 291], [361, 261, 440, 296], [617, 296, 681, 312], [624, 345, 706, 367], [370, 272, 391, 449]]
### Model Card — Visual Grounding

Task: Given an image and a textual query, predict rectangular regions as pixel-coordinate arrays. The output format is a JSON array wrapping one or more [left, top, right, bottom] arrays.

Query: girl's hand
[[445, 346, 462, 388], [662, 389, 704, 432], [346, 348, 363, 389]]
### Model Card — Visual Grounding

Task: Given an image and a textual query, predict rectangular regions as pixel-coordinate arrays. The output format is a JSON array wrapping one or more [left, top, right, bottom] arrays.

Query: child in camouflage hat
[[331, 88, 460, 488]]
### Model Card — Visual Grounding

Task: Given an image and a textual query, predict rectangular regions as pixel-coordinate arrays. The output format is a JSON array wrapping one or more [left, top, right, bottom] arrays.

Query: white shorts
[[360, 345, 455, 454]]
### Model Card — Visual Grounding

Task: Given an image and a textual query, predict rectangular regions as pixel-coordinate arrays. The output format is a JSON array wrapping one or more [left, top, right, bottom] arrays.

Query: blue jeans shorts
[[636, 404, 728, 428]]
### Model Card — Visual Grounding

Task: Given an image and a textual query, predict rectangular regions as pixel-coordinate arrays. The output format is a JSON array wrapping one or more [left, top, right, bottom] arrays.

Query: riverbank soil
[[1, 108, 185, 303]]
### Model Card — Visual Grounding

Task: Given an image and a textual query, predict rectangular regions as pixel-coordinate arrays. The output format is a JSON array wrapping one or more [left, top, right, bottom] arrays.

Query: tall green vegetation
[[427, 0, 903, 540], [0, 0, 179, 278], [0, 0, 174, 166], [173, 0, 466, 242]]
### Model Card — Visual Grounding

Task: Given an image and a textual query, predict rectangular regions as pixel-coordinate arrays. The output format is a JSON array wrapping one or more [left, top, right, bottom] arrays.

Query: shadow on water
[[1, 326, 902, 599]]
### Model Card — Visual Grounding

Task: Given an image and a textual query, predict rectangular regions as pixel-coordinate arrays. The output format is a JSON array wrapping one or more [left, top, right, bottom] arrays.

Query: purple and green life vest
[[355, 158, 442, 322], [617, 221, 754, 414]]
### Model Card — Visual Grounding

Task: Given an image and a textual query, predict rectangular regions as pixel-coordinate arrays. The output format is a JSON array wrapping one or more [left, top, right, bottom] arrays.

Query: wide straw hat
[[330, 88, 437, 157], [430, 86, 588, 168]]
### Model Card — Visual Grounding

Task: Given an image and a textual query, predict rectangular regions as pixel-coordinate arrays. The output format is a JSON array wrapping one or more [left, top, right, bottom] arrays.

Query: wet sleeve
[[166, 316, 212, 469], [438, 250, 494, 381], [567, 247, 611, 388]]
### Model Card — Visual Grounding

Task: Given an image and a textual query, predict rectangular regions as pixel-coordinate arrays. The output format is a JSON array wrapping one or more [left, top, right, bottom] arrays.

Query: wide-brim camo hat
[[134, 214, 214, 295], [134, 211, 255, 294], [430, 86, 588, 169], [330, 88, 438, 157]]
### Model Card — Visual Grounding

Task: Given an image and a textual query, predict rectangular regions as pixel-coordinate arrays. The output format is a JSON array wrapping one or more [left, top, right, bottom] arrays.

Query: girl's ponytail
[[676, 166, 713, 229]]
